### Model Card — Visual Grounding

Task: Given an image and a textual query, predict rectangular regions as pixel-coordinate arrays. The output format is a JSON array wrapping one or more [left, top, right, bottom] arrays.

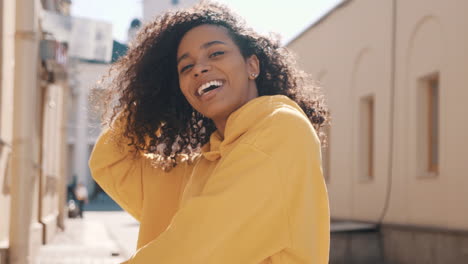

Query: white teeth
[[197, 80, 223, 96]]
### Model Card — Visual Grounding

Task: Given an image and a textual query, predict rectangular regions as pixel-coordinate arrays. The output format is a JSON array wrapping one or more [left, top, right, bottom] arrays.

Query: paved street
[[85, 211, 139, 260], [36, 197, 139, 264]]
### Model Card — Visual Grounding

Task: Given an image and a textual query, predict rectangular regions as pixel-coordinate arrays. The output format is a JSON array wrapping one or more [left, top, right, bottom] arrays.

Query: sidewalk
[[36, 216, 126, 264], [36, 193, 139, 263]]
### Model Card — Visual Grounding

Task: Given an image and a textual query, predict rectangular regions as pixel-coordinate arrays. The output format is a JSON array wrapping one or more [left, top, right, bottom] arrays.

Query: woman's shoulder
[[254, 95, 313, 132], [241, 95, 319, 153], [231, 95, 310, 129]]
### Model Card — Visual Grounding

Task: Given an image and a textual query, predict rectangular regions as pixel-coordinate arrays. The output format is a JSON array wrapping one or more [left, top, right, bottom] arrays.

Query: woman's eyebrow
[[201, 40, 226, 49], [177, 40, 227, 65]]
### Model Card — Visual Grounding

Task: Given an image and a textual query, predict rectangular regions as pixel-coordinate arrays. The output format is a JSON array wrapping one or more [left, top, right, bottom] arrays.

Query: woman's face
[[177, 24, 259, 126]]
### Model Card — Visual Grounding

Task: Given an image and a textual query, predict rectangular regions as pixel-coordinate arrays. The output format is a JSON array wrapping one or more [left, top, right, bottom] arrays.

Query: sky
[[71, 0, 342, 44]]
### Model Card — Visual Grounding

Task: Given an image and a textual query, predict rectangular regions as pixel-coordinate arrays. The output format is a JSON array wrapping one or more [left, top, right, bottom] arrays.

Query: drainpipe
[[9, 0, 41, 263], [377, 0, 397, 225]]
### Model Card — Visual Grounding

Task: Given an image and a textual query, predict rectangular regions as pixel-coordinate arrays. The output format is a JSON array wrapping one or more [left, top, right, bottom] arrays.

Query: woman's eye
[[180, 64, 193, 73], [209, 51, 224, 58]]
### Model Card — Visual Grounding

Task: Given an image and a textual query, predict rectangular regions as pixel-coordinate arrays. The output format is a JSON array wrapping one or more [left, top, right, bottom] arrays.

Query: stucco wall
[[389, 0, 468, 230], [288, 0, 393, 222], [287, 0, 468, 230]]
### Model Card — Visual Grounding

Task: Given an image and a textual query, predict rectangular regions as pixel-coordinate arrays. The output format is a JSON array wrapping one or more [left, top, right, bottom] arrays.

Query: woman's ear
[[246, 54, 260, 77]]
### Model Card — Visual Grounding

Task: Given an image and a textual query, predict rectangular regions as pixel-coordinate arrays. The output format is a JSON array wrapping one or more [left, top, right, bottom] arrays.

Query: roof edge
[[285, 0, 353, 47]]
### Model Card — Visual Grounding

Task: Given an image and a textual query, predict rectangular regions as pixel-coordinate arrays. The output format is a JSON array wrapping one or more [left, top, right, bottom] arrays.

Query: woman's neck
[[213, 118, 227, 139]]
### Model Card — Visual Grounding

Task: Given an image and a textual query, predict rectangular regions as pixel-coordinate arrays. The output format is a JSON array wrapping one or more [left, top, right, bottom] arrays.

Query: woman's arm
[[129, 143, 288, 263], [88, 118, 145, 221]]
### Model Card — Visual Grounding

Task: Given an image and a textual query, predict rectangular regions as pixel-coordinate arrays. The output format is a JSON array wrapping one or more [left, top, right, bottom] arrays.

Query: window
[[359, 95, 374, 180], [172, 0, 179, 5], [418, 73, 439, 175]]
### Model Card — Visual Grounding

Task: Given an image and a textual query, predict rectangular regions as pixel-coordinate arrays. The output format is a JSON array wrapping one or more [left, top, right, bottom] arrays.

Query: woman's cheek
[[179, 82, 190, 97]]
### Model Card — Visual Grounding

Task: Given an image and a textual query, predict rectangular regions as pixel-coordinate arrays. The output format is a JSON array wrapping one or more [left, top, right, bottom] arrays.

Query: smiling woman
[[89, 1, 330, 264], [177, 25, 260, 135]]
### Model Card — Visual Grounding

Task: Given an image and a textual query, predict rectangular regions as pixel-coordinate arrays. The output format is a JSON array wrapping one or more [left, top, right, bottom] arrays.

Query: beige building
[[0, 0, 71, 263], [288, 0, 468, 262]]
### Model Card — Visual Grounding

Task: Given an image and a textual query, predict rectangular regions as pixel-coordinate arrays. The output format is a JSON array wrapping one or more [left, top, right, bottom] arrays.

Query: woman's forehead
[[177, 25, 233, 53]]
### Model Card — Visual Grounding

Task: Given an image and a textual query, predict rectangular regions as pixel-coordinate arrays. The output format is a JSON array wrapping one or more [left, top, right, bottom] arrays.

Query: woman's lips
[[198, 82, 224, 101], [197, 79, 224, 96], [195, 79, 225, 96]]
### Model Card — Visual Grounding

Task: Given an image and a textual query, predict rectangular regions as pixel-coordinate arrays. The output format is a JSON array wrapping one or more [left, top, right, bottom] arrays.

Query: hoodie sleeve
[[125, 108, 329, 264], [88, 121, 146, 221]]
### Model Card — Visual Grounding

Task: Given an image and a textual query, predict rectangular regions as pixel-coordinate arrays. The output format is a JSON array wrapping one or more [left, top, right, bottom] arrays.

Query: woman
[[89, 1, 330, 263]]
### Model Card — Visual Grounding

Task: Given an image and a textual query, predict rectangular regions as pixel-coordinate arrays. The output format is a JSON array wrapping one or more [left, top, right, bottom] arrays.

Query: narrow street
[[85, 212, 139, 260], [36, 197, 139, 264], [2, 1, 468, 264]]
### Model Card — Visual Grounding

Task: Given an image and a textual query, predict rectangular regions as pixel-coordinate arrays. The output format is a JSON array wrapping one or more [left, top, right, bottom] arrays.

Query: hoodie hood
[[201, 95, 306, 161]]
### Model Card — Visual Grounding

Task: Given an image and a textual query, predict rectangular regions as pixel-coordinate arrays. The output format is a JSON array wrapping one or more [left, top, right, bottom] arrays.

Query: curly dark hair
[[98, 1, 329, 170]]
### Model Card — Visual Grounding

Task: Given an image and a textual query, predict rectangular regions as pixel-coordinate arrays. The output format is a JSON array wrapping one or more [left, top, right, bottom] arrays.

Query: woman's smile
[[195, 79, 225, 97], [198, 83, 224, 101]]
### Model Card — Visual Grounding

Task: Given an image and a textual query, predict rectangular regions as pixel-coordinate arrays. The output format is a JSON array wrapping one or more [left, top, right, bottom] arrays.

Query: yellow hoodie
[[89, 95, 330, 264]]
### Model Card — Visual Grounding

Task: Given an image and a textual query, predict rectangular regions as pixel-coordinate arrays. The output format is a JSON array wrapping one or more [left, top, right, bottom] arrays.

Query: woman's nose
[[193, 63, 210, 77]]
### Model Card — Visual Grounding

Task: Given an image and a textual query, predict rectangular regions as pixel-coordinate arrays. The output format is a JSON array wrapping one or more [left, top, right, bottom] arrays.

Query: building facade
[[67, 59, 110, 192], [0, 0, 71, 263], [287, 0, 468, 262]]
